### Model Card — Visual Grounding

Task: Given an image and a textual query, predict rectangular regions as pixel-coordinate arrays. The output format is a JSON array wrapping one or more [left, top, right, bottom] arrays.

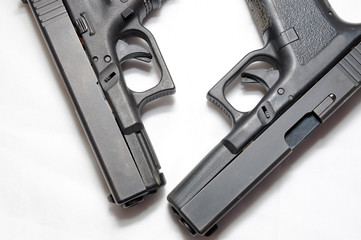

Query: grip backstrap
[[247, 0, 272, 35], [247, 0, 337, 65]]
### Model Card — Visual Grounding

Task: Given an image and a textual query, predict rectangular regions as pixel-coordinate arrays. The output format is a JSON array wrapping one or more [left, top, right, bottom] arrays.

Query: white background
[[1, 0, 361, 239]]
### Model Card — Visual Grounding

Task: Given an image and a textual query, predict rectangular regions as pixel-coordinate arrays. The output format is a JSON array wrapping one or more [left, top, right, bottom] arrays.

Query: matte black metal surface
[[168, 0, 361, 236], [25, 0, 173, 207]]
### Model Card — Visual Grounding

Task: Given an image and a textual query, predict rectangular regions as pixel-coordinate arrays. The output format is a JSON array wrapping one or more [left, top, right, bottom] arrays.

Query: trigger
[[116, 40, 152, 64], [241, 69, 279, 91]]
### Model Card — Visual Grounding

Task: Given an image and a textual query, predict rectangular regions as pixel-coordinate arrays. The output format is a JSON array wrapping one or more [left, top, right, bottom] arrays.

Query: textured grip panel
[[247, 0, 272, 35], [273, 0, 337, 65]]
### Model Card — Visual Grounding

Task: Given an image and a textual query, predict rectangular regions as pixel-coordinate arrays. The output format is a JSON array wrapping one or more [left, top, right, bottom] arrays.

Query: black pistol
[[168, 0, 361, 236], [24, 0, 174, 208]]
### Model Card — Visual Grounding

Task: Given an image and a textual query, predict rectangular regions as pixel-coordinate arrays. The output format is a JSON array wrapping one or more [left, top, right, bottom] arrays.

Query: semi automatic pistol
[[24, 0, 174, 208], [168, 0, 361, 236]]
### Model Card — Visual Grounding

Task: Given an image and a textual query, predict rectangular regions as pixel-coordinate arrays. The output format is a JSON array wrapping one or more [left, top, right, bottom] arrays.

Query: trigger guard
[[119, 18, 176, 110], [207, 44, 278, 126], [132, 80, 175, 109], [207, 90, 246, 125]]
